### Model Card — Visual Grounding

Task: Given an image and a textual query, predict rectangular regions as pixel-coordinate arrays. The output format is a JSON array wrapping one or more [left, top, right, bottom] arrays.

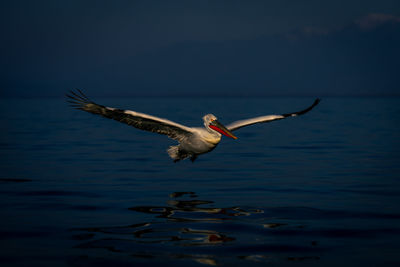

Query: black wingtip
[[283, 98, 321, 117], [65, 89, 93, 108], [312, 98, 321, 107], [300, 98, 320, 115]]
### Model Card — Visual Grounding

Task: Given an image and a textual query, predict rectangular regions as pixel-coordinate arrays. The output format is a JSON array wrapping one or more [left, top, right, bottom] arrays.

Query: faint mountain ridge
[[355, 13, 400, 30], [123, 13, 400, 96], [281, 13, 400, 40]]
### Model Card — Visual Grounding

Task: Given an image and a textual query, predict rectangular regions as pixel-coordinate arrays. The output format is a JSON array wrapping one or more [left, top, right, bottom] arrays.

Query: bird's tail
[[167, 145, 182, 162]]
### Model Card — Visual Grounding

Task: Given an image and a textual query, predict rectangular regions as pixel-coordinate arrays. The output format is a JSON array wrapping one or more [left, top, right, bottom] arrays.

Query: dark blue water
[[1, 97, 400, 266]]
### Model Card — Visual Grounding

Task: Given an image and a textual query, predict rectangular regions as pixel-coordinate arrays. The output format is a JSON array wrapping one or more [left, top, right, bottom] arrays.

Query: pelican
[[67, 90, 320, 162]]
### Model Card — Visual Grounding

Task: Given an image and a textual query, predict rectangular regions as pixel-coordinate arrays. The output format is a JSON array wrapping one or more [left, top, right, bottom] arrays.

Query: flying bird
[[67, 90, 320, 162]]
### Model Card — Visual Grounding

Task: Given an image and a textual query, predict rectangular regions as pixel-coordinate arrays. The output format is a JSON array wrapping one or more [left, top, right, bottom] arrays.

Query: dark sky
[[1, 0, 400, 97]]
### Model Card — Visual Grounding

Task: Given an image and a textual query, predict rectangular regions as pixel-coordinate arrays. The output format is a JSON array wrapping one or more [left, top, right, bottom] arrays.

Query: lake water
[[1, 97, 400, 266]]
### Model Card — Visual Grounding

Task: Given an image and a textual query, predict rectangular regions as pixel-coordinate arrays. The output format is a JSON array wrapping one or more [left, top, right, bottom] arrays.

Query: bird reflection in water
[[71, 192, 320, 266], [126, 191, 261, 245], [71, 192, 264, 265], [131, 191, 261, 221]]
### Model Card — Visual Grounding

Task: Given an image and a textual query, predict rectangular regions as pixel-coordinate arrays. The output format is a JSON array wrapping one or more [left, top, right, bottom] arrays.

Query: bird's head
[[203, 114, 237, 139]]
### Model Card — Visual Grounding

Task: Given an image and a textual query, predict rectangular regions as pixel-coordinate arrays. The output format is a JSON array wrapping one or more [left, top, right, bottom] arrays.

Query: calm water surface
[[1, 97, 400, 266]]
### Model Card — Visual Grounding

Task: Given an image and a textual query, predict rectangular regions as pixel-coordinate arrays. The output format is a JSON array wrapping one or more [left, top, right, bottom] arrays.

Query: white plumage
[[67, 89, 320, 162]]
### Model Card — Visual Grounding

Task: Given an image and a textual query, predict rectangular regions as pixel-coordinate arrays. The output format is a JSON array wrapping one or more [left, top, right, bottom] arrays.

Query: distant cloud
[[288, 13, 400, 39], [355, 13, 400, 30]]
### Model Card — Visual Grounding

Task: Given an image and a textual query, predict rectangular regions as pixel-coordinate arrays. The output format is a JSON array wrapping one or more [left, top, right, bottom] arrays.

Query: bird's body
[[168, 116, 225, 162], [167, 128, 220, 162], [67, 90, 320, 162]]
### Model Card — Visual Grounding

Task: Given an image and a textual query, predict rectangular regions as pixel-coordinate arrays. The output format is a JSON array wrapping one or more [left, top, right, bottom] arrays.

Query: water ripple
[[17, 190, 101, 198], [0, 178, 32, 183]]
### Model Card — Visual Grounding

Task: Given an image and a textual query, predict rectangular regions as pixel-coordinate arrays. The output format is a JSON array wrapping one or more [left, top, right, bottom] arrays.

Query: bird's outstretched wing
[[66, 89, 194, 142], [226, 99, 320, 131]]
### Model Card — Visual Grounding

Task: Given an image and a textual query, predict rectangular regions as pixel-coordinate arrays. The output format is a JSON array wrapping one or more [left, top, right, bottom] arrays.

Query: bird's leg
[[190, 155, 198, 162]]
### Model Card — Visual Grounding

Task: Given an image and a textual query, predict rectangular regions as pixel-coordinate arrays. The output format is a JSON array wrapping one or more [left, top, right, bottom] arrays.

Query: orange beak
[[209, 120, 237, 139]]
